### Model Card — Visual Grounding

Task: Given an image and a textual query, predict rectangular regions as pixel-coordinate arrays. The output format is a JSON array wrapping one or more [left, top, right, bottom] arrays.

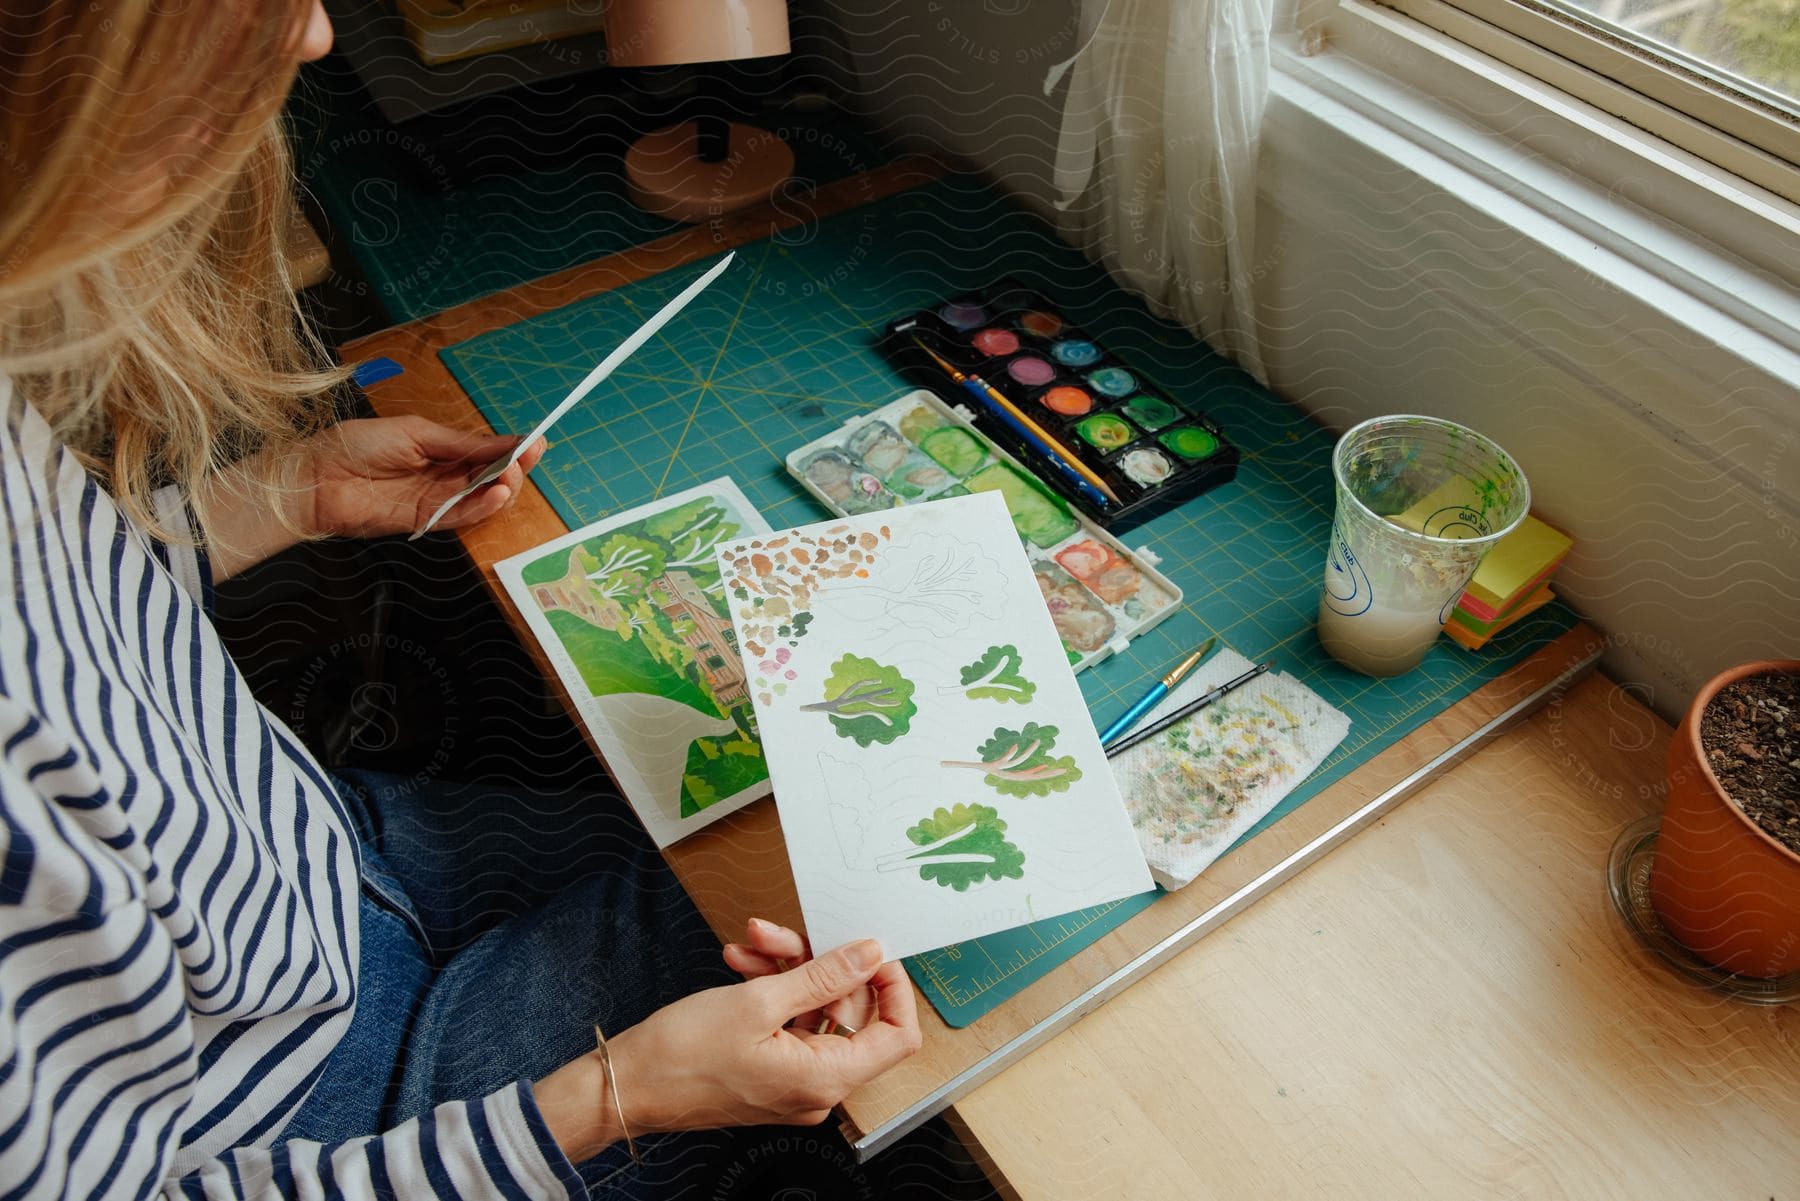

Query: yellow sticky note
[[1464, 516, 1571, 609], [1387, 480, 1491, 538]]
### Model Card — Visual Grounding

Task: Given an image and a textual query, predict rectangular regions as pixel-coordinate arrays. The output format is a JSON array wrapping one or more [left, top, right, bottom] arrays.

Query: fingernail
[[846, 939, 881, 970], [748, 917, 773, 933]]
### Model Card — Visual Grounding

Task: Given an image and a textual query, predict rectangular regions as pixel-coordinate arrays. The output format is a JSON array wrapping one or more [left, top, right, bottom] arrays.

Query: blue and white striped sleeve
[[171, 1085, 589, 1201], [0, 761, 589, 1201], [148, 484, 214, 615]]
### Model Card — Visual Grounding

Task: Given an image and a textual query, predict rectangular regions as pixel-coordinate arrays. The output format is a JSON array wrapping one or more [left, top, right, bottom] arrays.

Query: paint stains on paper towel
[[1121, 695, 1300, 849]]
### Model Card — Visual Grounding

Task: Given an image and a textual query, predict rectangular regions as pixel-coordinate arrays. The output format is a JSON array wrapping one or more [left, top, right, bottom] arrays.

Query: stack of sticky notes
[[1446, 515, 1572, 649]]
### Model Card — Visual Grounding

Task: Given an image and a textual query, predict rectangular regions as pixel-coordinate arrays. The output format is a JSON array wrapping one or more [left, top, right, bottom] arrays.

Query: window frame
[[1363, 0, 1800, 204]]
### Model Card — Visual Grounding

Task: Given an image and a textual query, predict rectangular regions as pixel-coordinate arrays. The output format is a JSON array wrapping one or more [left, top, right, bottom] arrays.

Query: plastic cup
[[1317, 415, 1530, 677]]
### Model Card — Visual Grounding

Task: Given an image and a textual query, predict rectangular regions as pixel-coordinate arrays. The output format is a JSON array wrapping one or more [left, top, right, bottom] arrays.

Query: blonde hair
[[0, 1, 345, 539]]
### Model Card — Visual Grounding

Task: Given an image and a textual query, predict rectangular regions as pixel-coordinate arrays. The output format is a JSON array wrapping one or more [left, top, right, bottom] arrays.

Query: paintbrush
[[1097, 638, 1217, 746], [1103, 659, 1275, 757], [907, 336, 1122, 508]]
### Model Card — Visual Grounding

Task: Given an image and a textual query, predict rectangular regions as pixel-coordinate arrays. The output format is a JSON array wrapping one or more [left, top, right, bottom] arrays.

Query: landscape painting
[[497, 480, 773, 846]]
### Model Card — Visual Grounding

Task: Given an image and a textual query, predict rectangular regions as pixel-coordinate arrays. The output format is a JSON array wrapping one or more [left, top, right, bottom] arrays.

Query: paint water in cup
[[1317, 415, 1529, 677]]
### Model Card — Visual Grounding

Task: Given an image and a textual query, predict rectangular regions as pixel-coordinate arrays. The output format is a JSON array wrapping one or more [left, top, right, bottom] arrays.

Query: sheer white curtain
[[1048, 0, 1277, 383]]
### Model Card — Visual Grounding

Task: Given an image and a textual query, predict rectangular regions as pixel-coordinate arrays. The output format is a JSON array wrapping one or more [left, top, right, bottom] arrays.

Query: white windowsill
[[1271, 0, 1800, 381]]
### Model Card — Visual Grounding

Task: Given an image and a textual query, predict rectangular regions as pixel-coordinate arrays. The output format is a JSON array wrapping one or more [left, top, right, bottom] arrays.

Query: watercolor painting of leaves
[[939, 644, 1036, 704], [799, 653, 917, 746], [942, 721, 1084, 797], [876, 803, 1025, 891]]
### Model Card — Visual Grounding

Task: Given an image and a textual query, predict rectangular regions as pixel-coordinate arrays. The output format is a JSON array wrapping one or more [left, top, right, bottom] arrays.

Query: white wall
[[832, 0, 1798, 720]]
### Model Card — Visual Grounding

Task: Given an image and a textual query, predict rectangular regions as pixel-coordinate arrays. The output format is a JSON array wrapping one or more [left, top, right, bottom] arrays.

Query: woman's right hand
[[609, 937, 920, 1135]]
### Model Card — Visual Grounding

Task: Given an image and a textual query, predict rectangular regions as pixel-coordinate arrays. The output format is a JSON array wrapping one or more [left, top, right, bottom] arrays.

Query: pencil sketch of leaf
[[798, 653, 917, 747], [875, 803, 1024, 891], [942, 722, 1084, 797], [939, 644, 1036, 704], [816, 537, 1003, 635], [818, 752, 919, 870]]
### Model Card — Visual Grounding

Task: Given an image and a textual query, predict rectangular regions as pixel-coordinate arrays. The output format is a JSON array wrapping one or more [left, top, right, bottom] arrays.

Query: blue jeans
[[282, 770, 878, 1197]]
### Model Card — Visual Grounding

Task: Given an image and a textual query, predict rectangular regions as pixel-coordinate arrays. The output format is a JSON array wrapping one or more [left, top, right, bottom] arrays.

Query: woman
[[0, 3, 920, 1197]]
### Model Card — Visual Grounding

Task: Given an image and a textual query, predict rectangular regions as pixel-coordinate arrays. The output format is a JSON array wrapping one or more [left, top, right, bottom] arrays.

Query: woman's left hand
[[304, 416, 546, 539], [723, 918, 880, 1035]]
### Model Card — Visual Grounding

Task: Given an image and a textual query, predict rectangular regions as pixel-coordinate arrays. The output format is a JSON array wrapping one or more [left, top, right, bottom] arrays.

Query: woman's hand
[[199, 416, 545, 581], [303, 416, 546, 540], [723, 918, 878, 1035], [613, 937, 921, 1134], [533, 937, 921, 1164]]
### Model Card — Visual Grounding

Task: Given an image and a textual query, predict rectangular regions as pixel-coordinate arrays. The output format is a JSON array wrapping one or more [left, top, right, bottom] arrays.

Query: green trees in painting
[[523, 498, 746, 701], [942, 722, 1084, 797], [876, 803, 1025, 891], [587, 534, 665, 600], [800, 653, 917, 747], [519, 495, 763, 814], [642, 499, 740, 580]]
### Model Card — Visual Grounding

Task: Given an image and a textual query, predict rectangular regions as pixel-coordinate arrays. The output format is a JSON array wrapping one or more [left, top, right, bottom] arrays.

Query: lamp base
[[624, 121, 796, 224]]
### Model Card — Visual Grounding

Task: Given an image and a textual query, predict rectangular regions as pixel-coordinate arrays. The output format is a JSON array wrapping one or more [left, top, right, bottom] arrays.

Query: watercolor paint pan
[[883, 281, 1239, 529], [785, 388, 1183, 672]]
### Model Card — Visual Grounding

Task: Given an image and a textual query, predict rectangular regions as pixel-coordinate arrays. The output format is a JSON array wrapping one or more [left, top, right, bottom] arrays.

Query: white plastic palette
[[784, 389, 1183, 671]]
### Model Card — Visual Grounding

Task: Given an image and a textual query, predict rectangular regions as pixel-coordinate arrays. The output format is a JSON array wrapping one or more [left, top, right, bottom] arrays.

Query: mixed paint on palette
[[496, 480, 773, 847], [785, 389, 1182, 671], [715, 492, 1154, 961]]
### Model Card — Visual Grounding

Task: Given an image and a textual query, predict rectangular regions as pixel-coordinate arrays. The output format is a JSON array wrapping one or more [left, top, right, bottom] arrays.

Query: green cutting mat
[[437, 172, 1579, 1026]]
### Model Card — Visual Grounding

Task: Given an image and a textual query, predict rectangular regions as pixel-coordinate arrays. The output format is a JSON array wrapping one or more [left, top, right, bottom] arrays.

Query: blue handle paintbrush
[[909, 338, 1119, 510], [1104, 658, 1272, 756], [1097, 638, 1218, 746]]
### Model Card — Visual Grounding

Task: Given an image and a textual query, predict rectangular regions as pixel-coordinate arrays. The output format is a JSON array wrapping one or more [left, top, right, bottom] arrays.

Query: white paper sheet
[[716, 491, 1154, 961], [496, 479, 773, 846], [412, 253, 735, 539]]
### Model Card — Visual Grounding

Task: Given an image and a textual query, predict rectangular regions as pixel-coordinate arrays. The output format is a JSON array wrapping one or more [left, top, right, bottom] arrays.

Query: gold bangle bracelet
[[593, 1024, 642, 1165]]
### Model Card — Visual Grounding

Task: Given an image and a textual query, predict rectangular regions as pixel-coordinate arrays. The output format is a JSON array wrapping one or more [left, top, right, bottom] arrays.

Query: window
[[1371, 0, 1800, 201], [1556, 0, 1799, 105], [706, 655, 726, 670]]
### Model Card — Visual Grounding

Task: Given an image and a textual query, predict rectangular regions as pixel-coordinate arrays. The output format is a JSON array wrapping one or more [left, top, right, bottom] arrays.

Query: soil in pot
[[1699, 671, 1800, 855]]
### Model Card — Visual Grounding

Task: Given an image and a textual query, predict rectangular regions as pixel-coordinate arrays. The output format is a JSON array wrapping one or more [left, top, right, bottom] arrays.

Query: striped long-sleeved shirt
[[0, 378, 585, 1200]]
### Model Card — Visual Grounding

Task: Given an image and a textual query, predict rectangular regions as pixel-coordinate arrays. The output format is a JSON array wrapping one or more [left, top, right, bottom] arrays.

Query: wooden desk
[[951, 673, 1800, 1198], [343, 162, 1796, 1195]]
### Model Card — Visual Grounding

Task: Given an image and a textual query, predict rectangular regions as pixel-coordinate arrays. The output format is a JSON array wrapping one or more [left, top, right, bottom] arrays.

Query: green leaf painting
[[943, 721, 1084, 797], [875, 803, 1025, 891], [939, 644, 1037, 704], [799, 654, 917, 747]]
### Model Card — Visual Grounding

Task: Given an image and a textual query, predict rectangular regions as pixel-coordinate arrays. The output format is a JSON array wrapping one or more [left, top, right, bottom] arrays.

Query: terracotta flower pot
[[1649, 660, 1800, 978]]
